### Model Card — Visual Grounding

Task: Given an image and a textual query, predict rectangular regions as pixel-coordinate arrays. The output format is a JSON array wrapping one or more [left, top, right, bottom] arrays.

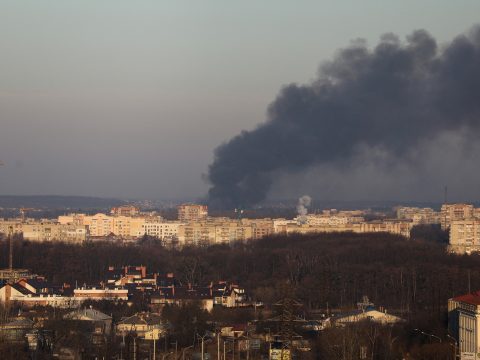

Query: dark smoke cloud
[[207, 27, 480, 209]]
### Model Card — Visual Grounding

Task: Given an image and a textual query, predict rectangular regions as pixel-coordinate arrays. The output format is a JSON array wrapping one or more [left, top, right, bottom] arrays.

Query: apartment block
[[396, 207, 441, 225], [298, 214, 365, 226], [0, 220, 87, 243], [441, 204, 475, 230], [448, 291, 480, 355], [110, 205, 139, 217], [448, 219, 480, 254], [177, 204, 208, 222]]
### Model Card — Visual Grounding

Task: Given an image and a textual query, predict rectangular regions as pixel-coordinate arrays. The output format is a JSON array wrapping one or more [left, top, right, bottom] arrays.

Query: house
[[0, 317, 34, 342], [116, 312, 166, 338], [151, 285, 214, 312], [212, 282, 246, 308], [0, 282, 35, 303], [334, 307, 404, 326], [302, 318, 331, 332], [220, 324, 248, 338], [0, 282, 77, 308], [64, 307, 112, 335]]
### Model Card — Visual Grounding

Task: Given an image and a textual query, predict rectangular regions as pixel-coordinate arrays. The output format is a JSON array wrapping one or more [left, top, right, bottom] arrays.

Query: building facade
[[177, 204, 208, 222], [448, 291, 480, 355]]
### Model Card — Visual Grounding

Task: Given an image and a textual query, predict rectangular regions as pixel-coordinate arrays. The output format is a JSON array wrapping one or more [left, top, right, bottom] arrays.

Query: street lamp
[[413, 329, 442, 343], [446, 334, 458, 359], [182, 345, 194, 360]]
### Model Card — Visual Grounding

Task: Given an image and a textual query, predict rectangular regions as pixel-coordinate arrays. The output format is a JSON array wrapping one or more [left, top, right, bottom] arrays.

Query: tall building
[[110, 205, 139, 217], [177, 204, 208, 222], [448, 219, 480, 254], [448, 291, 480, 355], [441, 204, 475, 230]]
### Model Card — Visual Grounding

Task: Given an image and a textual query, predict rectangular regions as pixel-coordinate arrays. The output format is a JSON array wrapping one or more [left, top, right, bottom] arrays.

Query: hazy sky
[[1, 1, 480, 201]]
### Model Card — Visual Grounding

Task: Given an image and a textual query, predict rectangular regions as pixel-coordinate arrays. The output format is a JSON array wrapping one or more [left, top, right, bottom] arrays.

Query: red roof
[[453, 291, 480, 305]]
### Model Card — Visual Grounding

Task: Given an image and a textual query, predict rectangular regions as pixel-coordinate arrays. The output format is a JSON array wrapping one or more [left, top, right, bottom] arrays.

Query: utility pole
[[133, 337, 137, 360], [217, 332, 220, 360], [8, 225, 13, 271], [171, 341, 178, 360], [197, 333, 208, 360]]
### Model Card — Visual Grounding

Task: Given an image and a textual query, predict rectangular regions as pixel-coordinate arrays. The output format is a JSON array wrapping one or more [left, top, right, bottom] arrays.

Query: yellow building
[[441, 203, 475, 230], [448, 219, 480, 254], [177, 204, 208, 222], [0, 220, 87, 243]]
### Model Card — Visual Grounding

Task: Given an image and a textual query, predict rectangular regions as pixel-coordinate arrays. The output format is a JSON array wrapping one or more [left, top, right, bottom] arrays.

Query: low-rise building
[[116, 312, 166, 338], [65, 307, 112, 337], [334, 308, 404, 326], [73, 286, 129, 301]]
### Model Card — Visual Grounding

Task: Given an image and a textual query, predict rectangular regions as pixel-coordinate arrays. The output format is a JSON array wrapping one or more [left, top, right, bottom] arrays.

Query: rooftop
[[452, 291, 480, 305]]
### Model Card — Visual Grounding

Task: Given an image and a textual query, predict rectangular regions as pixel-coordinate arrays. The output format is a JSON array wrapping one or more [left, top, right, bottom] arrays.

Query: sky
[[1, 1, 480, 202]]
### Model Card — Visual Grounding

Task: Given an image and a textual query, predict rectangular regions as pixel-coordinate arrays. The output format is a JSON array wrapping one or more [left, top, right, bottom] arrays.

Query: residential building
[[110, 205, 139, 217], [73, 286, 128, 301], [0, 317, 34, 342], [116, 312, 166, 338], [334, 308, 404, 326], [274, 220, 413, 238], [441, 203, 475, 230], [297, 214, 365, 226], [84, 213, 114, 237], [0, 283, 75, 308], [396, 207, 441, 225], [177, 204, 208, 222], [64, 308, 112, 337], [448, 219, 480, 254], [448, 291, 480, 354], [0, 220, 87, 243]]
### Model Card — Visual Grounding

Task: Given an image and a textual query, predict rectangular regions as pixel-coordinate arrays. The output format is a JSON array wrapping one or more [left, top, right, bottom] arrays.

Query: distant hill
[[0, 195, 127, 209]]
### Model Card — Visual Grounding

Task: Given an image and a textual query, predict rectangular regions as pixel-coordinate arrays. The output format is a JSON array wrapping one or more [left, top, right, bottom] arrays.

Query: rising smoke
[[296, 195, 312, 217], [296, 195, 312, 224], [207, 26, 480, 209]]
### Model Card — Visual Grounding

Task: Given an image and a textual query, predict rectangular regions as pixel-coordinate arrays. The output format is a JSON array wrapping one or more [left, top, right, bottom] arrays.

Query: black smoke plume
[[207, 27, 480, 209]]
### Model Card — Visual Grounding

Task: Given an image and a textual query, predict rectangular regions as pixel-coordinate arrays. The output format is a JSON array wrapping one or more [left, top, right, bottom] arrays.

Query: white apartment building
[[448, 291, 480, 355], [138, 221, 182, 240], [298, 214, 365, 226], [275, 220, 413, 238]]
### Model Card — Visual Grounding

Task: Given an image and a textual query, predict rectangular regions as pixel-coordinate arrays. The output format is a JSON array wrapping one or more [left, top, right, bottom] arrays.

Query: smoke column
[[207, 26, 480, 209], [296, 195, 312, 224], [296, 195, 312, 217]]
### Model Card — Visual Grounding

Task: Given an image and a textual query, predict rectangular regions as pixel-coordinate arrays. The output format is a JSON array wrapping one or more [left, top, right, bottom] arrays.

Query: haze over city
[[1, 1, 480, 205]]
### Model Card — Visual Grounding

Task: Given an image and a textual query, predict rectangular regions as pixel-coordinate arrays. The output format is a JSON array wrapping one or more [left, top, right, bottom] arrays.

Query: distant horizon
[[0, 193, 476, 209]]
